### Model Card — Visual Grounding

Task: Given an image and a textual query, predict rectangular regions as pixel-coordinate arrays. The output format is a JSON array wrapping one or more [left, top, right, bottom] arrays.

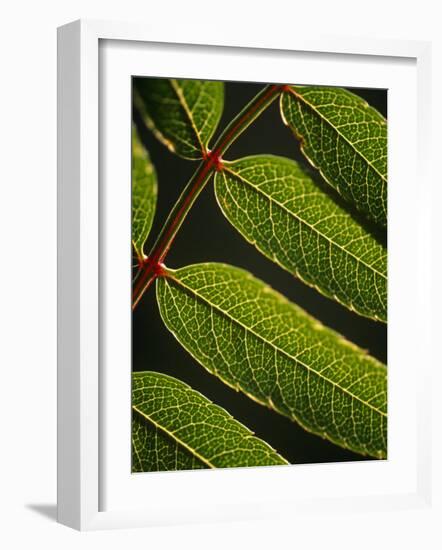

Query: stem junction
[[132, 84, 284, 309]]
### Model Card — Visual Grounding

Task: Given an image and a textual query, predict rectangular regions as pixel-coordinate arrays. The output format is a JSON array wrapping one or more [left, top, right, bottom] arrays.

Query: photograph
[[1, 0, 436, 542], [131, 77, 388, 472]]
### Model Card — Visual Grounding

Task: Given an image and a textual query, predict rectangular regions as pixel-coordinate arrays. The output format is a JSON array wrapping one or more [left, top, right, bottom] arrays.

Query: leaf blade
[[280, 86, 387, 227], [135, 78, 224, 160], [132, 411, 206, 472], [215, 155, 387, 322], [132, 371, 288, 471], [157, 264, 387, 458], [132, 126, 157, 259]]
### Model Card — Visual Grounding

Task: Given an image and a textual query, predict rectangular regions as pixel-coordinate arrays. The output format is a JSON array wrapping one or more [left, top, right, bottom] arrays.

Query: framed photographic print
[[57, 19, 433, 530]]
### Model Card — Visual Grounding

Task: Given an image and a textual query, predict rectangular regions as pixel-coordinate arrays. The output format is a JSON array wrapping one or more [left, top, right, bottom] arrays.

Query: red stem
[[132, 84, 284, 309]]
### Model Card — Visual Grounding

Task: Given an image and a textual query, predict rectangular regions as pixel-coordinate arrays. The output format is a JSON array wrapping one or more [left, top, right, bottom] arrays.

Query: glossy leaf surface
[[157, 264, 387, 458], [281, 86, 387, 227], [215, 155, 387, 321], [132, 371, 288, 471], [135, 78, 224, 159]]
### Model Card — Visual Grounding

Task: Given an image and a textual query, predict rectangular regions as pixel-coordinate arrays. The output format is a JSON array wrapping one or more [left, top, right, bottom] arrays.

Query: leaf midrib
[[164, 273, 387, 418], [285, 88, 387, 184], [132, 405, 214, 468], [170, 79, 206, 156], [220, 164, 387, 281]]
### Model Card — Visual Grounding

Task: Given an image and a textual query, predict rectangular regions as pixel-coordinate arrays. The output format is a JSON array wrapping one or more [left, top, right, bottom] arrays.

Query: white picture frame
[[57, 19, 433, 531]]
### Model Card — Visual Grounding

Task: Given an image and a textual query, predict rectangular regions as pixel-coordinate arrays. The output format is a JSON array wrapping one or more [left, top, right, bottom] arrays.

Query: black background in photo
[[133, 79, 387, 465]]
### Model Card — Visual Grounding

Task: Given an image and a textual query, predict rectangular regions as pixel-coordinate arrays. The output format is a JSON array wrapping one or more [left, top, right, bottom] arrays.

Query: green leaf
[[214, 155, 386, 322], [132, 126, 157, 260], [157, 264, 387, 458], [135, 78, 224, 160], [132, 411, 206, 472], [132, 371, 288, 471], [280, 86, 387, 228]]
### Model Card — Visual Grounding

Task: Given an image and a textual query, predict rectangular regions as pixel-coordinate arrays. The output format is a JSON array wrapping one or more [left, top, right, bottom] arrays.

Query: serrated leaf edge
[[133, 371, 289, 468], [169, 79, 206, 157], [280, 88, 387, 226], [133, 406, 215, 468], [132, 153, 158, 260], [156, 267, 387, 458], [215, 157, 386, 322]]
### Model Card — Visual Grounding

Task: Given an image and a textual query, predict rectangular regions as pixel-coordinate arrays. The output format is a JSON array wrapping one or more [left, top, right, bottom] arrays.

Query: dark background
[[133, 79, 387, 465]]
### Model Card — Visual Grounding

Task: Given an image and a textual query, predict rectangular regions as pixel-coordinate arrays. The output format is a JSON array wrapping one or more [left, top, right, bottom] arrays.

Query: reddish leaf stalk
[[132, 84, 284, 309]]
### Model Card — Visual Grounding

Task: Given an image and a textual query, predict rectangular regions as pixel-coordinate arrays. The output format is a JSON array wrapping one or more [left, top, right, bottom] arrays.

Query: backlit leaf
[[132, 413, 206, 472], [215, 155, 386, 322], [135, 78, 224, 160], [132, 371, 288, 471], [157, 264, 387, 458], [281, 86, 387, 227], [132, 126, 157, 260]]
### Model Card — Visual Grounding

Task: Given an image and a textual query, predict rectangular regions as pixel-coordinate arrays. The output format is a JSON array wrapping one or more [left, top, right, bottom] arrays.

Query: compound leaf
[[132, 126, 157, 260], [157, 264, 387, 458], [132, 371, 288, 471], [281, 86, 387, 228], [215, 155, 386, 322], [135, 78, 224, 160]]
